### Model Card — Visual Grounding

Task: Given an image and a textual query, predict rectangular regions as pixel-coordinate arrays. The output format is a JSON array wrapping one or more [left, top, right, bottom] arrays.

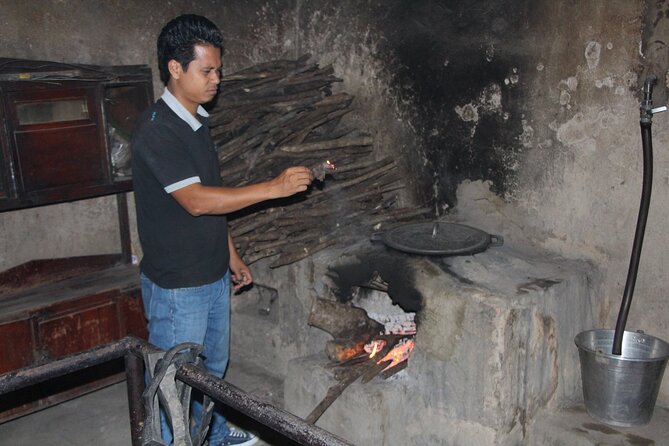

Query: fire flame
[[364, 338, 415, 371], [378, 339, 415, 371], [309, 160, 336, 181], [367, 339, 386, 358]]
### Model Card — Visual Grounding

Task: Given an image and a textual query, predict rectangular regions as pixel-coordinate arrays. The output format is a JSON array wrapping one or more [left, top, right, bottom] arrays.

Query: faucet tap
[[641, 76, 666, 123]]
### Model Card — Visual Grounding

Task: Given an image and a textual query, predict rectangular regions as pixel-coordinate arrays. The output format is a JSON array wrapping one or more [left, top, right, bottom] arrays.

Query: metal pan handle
[[370, 232, 385, 243], [488, 234, 504, 247]]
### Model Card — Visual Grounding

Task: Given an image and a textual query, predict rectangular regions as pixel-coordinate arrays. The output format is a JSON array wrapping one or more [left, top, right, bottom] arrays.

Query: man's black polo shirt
[[131, 90, 229, 289]]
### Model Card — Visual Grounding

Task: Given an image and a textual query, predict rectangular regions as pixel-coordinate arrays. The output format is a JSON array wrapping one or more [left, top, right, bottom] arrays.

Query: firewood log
[[209, 55, 427, 267]]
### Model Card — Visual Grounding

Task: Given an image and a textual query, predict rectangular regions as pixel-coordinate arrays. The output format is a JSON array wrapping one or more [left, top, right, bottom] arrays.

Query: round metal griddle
[[372, 222, 504, 256]]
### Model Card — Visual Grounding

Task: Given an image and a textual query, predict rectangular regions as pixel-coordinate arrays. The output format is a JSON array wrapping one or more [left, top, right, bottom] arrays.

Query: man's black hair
[[157, 14, 224, 85]]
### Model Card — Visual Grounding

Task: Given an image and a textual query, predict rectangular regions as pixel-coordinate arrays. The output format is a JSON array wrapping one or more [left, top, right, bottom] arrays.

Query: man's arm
[[171, 166, 312, 216], [228, 231, 252, 291]]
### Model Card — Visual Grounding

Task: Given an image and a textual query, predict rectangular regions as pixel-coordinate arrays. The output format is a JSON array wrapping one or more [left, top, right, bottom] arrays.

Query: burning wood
[[308, 298, 383, 362], [306, 295, 417, 424], [309, 296, 416, 369], [305, 333, 410, 424], [367, 339, 385, 358], [370, 338, 415, 371], [310, 160, 336, 181], [325, 339, 367, 363]]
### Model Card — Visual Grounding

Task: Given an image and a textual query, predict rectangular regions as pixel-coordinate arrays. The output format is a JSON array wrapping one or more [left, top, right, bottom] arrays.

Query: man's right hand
[[270, 166, 314, 198], [171, 165, 314, 216]]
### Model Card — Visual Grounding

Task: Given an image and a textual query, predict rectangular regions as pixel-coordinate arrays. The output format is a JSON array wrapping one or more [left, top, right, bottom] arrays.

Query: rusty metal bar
[[0, 339, 129, 395], [0, 336, 354, 446], [176, 363, 353, 446], [125, 338, 353, 445], [124, 350, 145, 446]]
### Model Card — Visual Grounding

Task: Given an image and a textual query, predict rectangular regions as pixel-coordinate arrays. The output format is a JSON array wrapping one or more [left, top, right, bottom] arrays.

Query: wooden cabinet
[[0, 319, 34, 372], [0, 57, 152, 211], [0, 57, 154, 420]]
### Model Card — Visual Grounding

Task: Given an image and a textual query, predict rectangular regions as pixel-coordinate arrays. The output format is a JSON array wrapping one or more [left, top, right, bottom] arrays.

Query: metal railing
[[0, 336, 352, 446]]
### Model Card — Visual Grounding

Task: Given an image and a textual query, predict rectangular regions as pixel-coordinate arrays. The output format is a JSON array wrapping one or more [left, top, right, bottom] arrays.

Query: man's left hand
[[230, 256, 253, 292]]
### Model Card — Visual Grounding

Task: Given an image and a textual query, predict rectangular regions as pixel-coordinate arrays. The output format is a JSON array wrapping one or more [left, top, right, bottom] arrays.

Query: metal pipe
[[0, 336, 353, 446], [176, 363, 354, 446], [612, 76, 657, 355], [0, 339, 128, 394], [124, 350, 146, 446]]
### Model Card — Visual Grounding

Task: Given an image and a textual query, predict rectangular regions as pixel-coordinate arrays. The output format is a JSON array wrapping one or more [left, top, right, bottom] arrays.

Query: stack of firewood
[[210, 55, 430, 267]]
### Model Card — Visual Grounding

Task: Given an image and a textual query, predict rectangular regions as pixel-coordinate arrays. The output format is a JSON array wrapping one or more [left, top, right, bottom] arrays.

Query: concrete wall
[[449, 1, 668, 344], [2, 0, 669, 406]]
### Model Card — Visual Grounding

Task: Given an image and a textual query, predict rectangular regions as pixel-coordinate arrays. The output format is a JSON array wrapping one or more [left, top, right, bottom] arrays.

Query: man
[[132, 14, 313, 446]]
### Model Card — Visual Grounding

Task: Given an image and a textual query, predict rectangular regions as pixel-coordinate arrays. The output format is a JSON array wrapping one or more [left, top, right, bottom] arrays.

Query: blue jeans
[[141, 272, 231, 445]]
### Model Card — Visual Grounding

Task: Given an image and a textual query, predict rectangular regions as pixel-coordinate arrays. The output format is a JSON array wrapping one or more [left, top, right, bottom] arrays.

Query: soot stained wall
[[255, 0, 536, 213], [376, 1, 528, 208]]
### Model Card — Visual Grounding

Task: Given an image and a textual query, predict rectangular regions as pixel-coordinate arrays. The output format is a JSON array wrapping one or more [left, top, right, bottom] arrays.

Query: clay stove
[[229, 239, 595, 445]]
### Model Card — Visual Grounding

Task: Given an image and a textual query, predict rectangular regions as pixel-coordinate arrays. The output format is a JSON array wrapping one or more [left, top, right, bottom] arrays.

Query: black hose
[[612, 76, 656, 355]]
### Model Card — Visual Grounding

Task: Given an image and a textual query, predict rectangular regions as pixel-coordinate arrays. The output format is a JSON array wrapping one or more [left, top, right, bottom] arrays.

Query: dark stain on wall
[[327, 247, 424, 313], [371, 1, 528, 208]]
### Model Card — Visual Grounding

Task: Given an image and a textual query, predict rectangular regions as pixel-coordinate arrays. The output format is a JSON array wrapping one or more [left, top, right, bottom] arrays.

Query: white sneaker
[[219, 428, 258, 446]]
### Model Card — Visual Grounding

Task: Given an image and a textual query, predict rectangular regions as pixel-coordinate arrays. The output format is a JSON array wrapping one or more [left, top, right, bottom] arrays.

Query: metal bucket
[[575, 329, 669, 426]]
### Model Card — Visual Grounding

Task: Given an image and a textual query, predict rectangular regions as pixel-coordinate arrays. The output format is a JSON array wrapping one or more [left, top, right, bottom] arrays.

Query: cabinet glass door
[[104, 84, 151, 180]]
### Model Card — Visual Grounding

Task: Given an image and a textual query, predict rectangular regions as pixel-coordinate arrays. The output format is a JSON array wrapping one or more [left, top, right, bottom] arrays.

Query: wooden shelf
[[0, 57, 154, 420], [0, 58, 152, 212]]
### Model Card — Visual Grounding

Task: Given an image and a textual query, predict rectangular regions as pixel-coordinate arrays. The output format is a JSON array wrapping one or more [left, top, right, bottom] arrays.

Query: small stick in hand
[[310, 160, 337, 181]]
